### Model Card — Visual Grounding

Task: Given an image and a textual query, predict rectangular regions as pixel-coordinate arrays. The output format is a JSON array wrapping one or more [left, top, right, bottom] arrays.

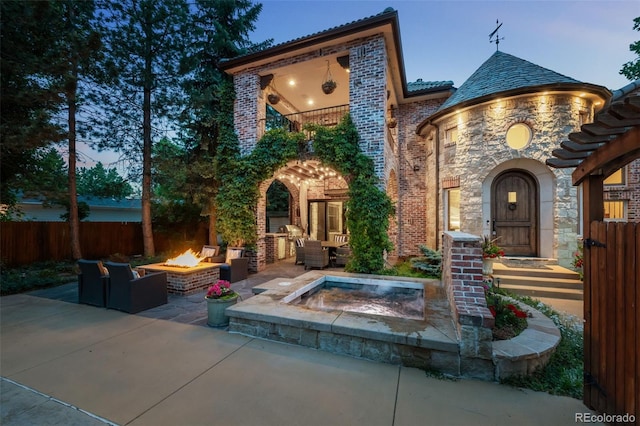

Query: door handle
[[492, 219, 497, 236]]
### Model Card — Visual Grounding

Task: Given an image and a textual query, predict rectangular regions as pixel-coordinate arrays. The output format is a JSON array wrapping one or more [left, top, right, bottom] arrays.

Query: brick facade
[[225, 19, 612, 269]]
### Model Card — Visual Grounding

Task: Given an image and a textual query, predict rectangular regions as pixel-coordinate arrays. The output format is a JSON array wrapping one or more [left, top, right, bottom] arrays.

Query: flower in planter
[[572, 246, 584, 280], [482, 235, 505, 259], [205, 279, 236, 300]]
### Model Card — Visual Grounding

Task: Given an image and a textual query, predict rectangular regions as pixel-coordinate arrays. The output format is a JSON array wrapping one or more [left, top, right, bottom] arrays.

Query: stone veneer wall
[[435, 94, 594, 266], [442, 231, 495, 379]]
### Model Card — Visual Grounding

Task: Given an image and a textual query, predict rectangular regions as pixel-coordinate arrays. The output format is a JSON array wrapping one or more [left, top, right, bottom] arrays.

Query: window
[[604, 168, 625, 186], [506, 123, 532, 150], [445, 189, 460, 231], [445, 127, 458, 147], [603, 201, 626, 221]]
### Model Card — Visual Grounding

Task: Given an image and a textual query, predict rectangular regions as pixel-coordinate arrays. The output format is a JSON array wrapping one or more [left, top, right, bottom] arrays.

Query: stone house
[[221, 8, 628, 271]]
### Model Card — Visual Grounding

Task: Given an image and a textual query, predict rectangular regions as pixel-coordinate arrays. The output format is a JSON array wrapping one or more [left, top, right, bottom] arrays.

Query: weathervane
[[489, 19, 504, 51]]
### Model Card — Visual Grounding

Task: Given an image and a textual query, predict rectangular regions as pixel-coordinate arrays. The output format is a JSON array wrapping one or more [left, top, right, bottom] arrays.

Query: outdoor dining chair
[[304, 240, 329, 270]]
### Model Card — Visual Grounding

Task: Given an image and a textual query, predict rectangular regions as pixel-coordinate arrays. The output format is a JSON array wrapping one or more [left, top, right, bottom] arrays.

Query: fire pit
[[140, 249, 220, 295]]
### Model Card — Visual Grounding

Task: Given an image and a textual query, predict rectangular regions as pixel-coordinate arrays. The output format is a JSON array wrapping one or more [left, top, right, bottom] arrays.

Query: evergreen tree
[[0, 1, 65, 214], [99, 0, 191, 256], [182, 0, 270, 245], [47, 0, 104, 258]]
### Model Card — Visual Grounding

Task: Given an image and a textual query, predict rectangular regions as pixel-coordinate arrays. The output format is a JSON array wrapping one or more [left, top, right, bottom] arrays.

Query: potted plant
[[205, 279, 239, 327], [322, 79, 337, 94], [482, 235, 504, 275]]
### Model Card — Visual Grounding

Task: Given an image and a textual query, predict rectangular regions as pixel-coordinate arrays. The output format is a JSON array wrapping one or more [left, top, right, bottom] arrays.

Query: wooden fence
[[584, 221, 639, 419], [0, 222, 207, 266]]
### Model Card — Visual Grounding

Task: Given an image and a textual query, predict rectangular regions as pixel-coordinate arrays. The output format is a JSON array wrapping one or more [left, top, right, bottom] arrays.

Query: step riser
[[499, 285, 584, 301], [493, 276, 583, 290], [493, 269, 579, 280]]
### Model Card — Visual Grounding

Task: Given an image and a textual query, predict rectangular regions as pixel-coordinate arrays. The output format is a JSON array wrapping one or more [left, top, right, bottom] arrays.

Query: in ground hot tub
[[226, 271, 460, 375], [283, 275, 424, 320]]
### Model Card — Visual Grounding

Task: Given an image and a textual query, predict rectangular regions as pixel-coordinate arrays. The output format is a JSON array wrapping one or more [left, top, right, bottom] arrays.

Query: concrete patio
[[1, 258, 596, 425]]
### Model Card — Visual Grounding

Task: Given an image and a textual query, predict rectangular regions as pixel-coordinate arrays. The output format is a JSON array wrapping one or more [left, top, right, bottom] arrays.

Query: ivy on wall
[[312, 115, 395, 273], [215, 86, 394, 272]]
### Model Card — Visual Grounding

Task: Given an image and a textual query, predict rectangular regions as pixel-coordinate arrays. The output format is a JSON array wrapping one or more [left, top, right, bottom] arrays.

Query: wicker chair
[[335, 246, 352, 267], [304, 240, 329, 270], [104, 262, 168, 314], [294, 238, 306, 265], [77, 259, 109, 307]]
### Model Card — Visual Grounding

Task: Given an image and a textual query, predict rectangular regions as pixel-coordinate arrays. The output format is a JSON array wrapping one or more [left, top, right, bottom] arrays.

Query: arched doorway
[[491, 169, 538, 256]]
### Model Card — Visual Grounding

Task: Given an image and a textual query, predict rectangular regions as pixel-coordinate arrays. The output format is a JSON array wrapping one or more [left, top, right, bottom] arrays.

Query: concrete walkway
[[1, 260, 598, 425]]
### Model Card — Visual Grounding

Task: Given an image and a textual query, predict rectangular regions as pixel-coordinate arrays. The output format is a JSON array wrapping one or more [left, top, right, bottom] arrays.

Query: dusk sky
[[251, 0, 638, 91], [84, 0, 638, 171]]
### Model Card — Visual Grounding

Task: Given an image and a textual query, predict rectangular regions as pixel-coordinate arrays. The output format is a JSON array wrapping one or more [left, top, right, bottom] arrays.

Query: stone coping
[[492, 296, 561, 379], [227, 271, 458, 353]]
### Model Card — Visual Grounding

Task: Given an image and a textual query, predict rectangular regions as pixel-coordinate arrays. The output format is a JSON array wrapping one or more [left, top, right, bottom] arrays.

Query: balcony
[[260, 104, 349, 139]]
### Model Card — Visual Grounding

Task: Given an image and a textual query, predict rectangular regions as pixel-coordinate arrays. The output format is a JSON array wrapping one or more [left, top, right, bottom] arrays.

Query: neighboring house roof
[[18, 196, 141, 210], [417, 50, 610, 134]]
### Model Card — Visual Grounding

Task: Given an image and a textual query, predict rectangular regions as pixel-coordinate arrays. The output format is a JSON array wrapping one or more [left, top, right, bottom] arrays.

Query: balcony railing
[[260, 104, 350, 139]]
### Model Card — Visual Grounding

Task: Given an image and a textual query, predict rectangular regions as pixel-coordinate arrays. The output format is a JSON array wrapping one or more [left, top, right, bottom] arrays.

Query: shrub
[[409, 245, 442, 278]]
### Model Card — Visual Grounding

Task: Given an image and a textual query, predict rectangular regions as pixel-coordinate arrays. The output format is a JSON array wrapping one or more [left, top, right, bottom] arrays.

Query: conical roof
[[437, 50, 581, 111]]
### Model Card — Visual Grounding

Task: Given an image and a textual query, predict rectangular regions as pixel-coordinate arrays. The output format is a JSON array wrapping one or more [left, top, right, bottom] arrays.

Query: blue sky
[[83, 0, 638, 172], [251, 0, 638, 91]]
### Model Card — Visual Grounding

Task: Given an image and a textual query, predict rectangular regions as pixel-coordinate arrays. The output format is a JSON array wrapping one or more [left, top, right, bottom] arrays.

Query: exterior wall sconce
[[508, 191, 517, 210]]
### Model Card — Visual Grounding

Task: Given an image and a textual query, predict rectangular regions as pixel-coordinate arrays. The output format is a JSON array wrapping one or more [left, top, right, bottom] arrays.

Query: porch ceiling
[[275, 160, 344, 187], [264, 54, 350, 114]]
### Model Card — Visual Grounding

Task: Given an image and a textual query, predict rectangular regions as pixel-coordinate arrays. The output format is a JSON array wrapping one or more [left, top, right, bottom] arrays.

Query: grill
[[279, 224, 304, 241]]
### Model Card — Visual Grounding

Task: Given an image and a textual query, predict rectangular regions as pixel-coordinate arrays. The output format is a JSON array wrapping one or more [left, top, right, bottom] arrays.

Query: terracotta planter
[[206, 294, 238, 327], [482, 258, 494, 275]]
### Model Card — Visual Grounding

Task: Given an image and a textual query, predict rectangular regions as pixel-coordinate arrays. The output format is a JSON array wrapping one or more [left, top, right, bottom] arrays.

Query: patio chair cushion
[[200, 245, 219, 259], [295, 238, 305, 247], [225, 247, 244, 264]]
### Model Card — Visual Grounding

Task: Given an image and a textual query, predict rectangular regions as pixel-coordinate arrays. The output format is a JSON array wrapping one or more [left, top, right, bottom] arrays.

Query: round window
[[506, 123, 532, 150]]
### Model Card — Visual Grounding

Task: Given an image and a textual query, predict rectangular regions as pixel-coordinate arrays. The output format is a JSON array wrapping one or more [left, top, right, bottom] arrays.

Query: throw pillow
[[225, 248, 243, 264]]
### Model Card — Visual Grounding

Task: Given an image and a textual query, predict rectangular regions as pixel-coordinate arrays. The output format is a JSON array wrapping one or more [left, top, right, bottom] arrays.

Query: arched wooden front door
[[491, 170, 538, 256]]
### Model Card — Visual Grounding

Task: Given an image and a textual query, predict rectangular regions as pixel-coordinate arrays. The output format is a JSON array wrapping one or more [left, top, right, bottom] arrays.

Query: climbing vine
[[215, 84, 394, 272], [312, 116, 395, 273]]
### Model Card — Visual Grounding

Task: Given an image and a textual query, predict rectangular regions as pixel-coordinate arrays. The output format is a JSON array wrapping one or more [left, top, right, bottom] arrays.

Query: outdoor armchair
[[294, 238, 306, 265], [104, 262, 168, 314], [304, 240, 329, 270], [77, 259, 109, 307], [200, 245, 223, 263], [217, 247, 249, 283]]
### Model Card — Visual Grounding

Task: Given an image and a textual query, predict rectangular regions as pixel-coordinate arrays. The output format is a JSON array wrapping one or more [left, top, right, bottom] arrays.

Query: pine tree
[[99, 0, 191, 256]]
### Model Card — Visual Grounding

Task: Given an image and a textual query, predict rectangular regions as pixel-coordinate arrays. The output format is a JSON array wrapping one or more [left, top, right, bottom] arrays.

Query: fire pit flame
[[165, 249, 205, 268]]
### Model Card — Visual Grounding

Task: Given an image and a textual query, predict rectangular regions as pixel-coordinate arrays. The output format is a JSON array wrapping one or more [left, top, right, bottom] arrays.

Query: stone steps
[[491, 262, 583, 300]]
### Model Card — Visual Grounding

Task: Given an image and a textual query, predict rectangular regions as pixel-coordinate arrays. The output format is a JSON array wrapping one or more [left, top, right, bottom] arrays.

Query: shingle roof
[[221, 8, 398, 67], [407, 79, 454, 93], [437, 50, 581, 111]]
